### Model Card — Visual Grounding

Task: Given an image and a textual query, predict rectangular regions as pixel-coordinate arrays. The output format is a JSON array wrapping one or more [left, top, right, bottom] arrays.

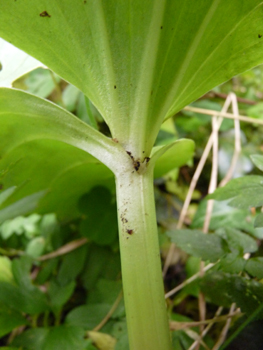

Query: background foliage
[[1, 48, 263, 350]]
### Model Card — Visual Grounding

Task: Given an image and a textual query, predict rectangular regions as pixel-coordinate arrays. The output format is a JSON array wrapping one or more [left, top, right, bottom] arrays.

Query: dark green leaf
[[12, 256, 34, 289], [35, 259, 59, 285], [57, 244, 88, 286], [208, 176, 263, 209], [87, 279, 124, 319], [12, 326, 86, 350], [79, 187, 118, 246], [80, 245, 121, 290], [12, 327, 49, 349], [65, 304, 110, 330], [245, 257, 263, 279], [48, 280, 76, 312], [0, 307, 28, 338], [216, 228, 258, 254], [218, 253, 246, 274], [0, 257, 48, 315], [42, 326, 86, 350], [0, 282, 48, 315], [191, 199, 256, 236], [200, 272, 263, 317], [166, 229, 227, 262]]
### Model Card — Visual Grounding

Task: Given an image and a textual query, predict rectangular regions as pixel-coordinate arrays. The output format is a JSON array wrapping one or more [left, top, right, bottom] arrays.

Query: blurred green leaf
[[62, 84, 81, 112], [0, 281, 48, 315], [79, 187, 118, 246], [0, 307, 28, 338], [0, 256, 49, 315], [12, 328, 49, 349], [254, 213, 263, 228], [247, 102, 263, 119], [218, 253, 246, 274], [87, 279, 124, 319], [25, 68, 59, 98], [0, 256, 14, 284], [81, 245, 121, 291], [216, 228, 258, 254], [200, 272, 263, 317], [65, 304, 110, 330], [208, 175, 263, 209], [57, 244, 88, 286], [153, 139, 195, 178], [48, 280, 76, 313], [26, 237, 46, 257], [166, 229, 227, 262], [12, 326, 86, 350], [245, 257, 263, 279], [192, 199, 256, 236], [0, 191, 46, 224]]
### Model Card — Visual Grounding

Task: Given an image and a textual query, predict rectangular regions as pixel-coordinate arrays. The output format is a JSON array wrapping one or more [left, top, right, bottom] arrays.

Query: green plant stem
[[115, 165, 172, 350]]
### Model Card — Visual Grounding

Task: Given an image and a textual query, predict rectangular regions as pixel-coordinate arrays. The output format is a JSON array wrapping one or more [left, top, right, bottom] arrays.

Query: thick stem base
[[115, 168, 172, 350]]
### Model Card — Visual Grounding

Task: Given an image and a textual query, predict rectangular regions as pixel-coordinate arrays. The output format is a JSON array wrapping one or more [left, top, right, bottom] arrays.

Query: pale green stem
[[115, 165, 172, 350]]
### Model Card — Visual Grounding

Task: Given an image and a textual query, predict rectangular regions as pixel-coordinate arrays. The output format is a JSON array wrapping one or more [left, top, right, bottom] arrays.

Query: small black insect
[[40, 11, 51, 17]]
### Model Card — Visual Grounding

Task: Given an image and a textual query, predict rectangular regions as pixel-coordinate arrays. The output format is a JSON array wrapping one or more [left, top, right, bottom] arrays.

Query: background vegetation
[[0, 60, 263, 350]]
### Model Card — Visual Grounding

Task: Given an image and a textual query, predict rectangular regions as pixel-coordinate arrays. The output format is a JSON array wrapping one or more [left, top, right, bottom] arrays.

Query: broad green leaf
[[200, 272, 263, 317], [166, 229, 227, 262], [0, 38, 44, 88], [0, 191, 46, 224], [48, 281, 76, 312], [1, 1, 263, 156], [0, 186, 16, 206], [0, 307, 28, 338], [57, 244, 88, 286], [87, 279, 124, 319], [0, 281, 48, 315], [12, 326, 86, 350], [0, 256, 14, 284], [218, 253, 246, 274], [12, 328, 49, 349], [245, 257, 263, 279], [152, 139, 195, 178], [65, 304, 111, 330], [78, 187, 118, 246], [0, 256, 49, 315], [26, 236, 46, 257], [208, 175, 263, 209], [191, 199, 256, 236], [80, 245, 121, 291], [216, 228, 258, 254], [0, 89, 118, 220], [251, 154, 263, 171], [24, 68, 59, 98], [42, 326, 86, 350], [254, 213, 263, 228]]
